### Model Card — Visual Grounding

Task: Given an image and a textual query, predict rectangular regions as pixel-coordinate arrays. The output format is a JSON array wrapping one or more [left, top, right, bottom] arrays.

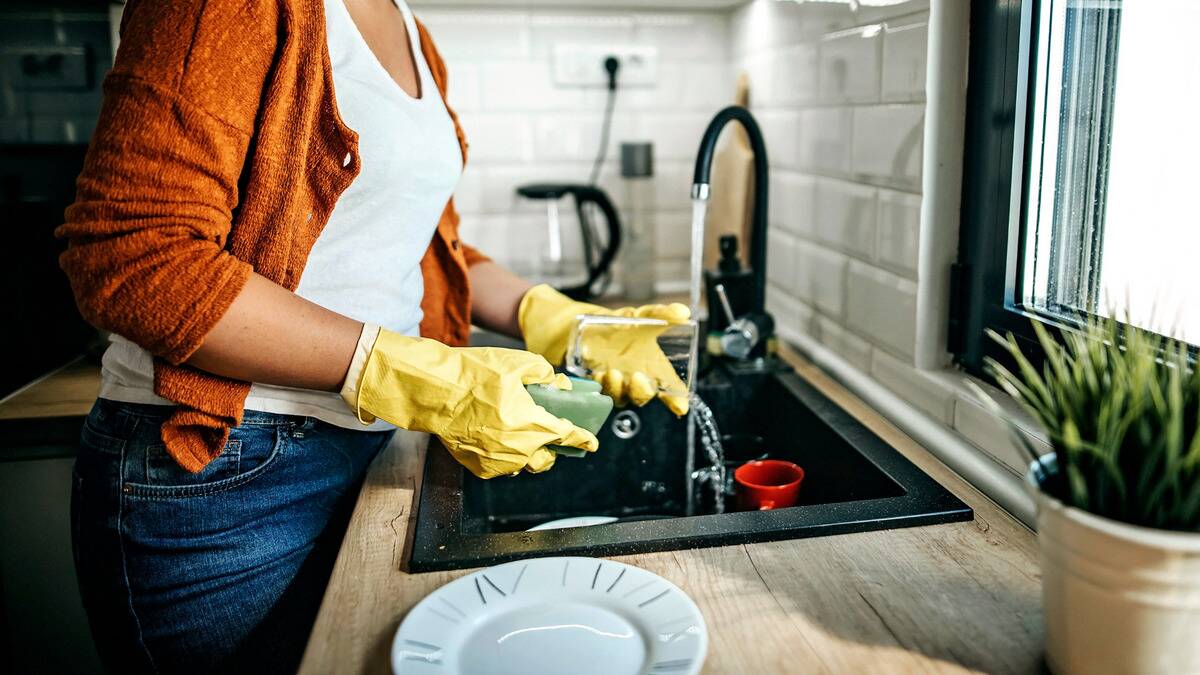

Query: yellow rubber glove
[[518, 284, 691, 416], [340, 327, 599, 479]]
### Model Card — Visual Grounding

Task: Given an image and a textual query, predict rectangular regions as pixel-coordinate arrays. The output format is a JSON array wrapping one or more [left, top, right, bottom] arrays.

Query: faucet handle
[[713, 283, 737, 325]]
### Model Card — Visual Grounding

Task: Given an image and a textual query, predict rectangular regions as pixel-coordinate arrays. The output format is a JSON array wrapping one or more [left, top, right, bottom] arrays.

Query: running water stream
[[690, 394, 727, 514], [687, 197, 728, 512], [688, 197, 708, 318]]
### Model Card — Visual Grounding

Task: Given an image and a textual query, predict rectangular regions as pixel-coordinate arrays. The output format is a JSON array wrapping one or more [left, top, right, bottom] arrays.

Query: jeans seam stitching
[[116, 421, 161, 675], [123, 430, 286, 499]]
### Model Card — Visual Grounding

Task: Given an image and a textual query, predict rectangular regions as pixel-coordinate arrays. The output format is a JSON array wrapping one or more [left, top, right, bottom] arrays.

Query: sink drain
[[611, 409, 641, 439]]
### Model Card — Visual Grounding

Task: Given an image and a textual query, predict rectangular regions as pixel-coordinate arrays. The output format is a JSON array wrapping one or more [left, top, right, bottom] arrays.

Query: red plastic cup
[[734, 460, 805, 511]]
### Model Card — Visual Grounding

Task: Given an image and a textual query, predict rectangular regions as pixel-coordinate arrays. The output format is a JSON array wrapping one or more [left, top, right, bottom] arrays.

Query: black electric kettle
[[515, 183, 622, 301]]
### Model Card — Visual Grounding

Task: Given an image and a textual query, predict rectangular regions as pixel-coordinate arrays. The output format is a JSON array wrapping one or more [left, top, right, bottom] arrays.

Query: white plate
[[525, 516, 619, 531], [392, 556, 708, 675]]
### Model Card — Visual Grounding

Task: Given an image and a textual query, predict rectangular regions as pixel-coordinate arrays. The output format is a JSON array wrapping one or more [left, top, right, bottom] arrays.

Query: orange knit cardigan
[[57, 0, 486, 472]]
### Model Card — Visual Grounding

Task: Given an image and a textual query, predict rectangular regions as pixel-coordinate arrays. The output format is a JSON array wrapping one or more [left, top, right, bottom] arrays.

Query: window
[[953, 0, 1200, 374]]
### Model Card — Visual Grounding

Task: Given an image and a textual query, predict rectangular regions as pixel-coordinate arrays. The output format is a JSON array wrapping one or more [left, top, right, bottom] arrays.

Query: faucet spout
[[691, 105, 770, 315]]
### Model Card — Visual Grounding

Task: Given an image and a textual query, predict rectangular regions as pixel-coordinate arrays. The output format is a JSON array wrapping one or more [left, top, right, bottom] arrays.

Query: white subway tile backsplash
[[876, 188, 921, 277], [533, 113, 635, 162], [682, 62, 735, 111], [740, 52, 777, 107], [800, 107, 852, 175], [766, 229, 797, 289], [850, 104, 924, 188], [482, 61, 581, 111], [416, 6, 740, 290], [814, 177, 877, 259], [529, 13, 634, 59], [772, 44, 819, 106], [870, 349, 954, 423], [458, 113, 534, 163], [418, 10, 532, 60], [446, 63, 481, 112], [635, 112, 712, 161], [452, 167, 483, 214], [794, 241, 847, 317], [618, 61, 684, 111], [953, 393, 1051, 476], [769, 170, 816, 236], [653, 210, 692, 259], [845, 261, 917, 358], [478, 165, 545, 213], [757, 110, 804, 170], [817, 25, 882, 104], [881, 16, 928, 102], [634, 12, 729, 61], [766, 284, 815, 339], [652, 161, 694, 212], [816, 316, 873, 371], [855, 1, 931, 24]]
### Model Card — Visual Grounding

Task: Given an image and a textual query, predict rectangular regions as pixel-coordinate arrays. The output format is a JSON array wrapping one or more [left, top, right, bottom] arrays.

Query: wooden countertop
[[0, 348, 1044, 672], [0, 358, 99, 420], [298, 349, 1044, 675]]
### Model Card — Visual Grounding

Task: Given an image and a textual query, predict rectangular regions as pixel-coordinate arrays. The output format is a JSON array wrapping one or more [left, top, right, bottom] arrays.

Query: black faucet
[[691, 105, 769, 314]]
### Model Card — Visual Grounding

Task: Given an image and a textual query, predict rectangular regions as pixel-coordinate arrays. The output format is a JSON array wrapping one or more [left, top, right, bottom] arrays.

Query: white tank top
[[97, 0, 463, 430]]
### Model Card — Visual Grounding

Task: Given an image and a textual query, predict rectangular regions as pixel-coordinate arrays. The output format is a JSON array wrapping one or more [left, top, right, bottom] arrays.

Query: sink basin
[[407, 360, 971, 572]]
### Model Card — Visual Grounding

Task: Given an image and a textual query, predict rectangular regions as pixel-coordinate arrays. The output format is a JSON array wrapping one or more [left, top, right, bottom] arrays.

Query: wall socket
[[553, 45, 658, 87]]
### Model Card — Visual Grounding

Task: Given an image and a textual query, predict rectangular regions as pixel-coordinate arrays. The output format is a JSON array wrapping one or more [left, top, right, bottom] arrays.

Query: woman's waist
[[99, 336, 395, 432]]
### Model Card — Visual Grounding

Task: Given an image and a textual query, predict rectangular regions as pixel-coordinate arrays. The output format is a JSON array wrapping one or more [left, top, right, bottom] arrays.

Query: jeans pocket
[[123, 424, 287, 499], [80, 412, 128, 456]]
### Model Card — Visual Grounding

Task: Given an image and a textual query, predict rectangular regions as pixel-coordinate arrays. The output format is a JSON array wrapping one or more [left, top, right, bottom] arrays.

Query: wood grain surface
[[0, 358, 99, 420], [299, 349, 1044, 674]]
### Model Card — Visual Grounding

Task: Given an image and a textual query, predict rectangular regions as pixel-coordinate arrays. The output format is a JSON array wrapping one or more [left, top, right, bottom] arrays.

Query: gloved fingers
[[550, 372, 573, 390], [659, 392, 690, 417], [525, 446, 557, 473], [509, 351, 561, 386], [627, 371, 657, 407], [596, 368, 627, 406], [530, 398, 600, 451], [443, 439, 525, 479], [553, 421, 600, 454], [632, 303, 691, 324]]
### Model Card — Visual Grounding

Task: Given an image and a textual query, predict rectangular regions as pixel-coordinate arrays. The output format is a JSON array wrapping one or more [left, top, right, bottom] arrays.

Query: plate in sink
[[392, 556, 707, 675], [525, 515, 619, 531]]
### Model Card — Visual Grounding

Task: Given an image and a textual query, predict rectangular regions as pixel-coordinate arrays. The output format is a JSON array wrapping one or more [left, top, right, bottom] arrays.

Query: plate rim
[[391, 555, 708, 675]]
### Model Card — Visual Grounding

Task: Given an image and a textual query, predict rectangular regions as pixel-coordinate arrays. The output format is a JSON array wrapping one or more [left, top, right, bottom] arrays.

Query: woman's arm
[[468, 261, 533, 338], [186, 274, 362, 392]]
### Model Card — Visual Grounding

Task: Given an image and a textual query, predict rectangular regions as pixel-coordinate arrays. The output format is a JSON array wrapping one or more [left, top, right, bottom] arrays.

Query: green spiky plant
[[974, 317, 1200, 532]]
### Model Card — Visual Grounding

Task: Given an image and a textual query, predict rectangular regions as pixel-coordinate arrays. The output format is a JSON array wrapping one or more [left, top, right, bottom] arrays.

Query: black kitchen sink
[[406, 359, 972, 572]]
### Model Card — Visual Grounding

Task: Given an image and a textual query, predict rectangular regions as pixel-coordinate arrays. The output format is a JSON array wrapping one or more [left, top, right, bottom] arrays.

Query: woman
[[59, 0, 687, 673]]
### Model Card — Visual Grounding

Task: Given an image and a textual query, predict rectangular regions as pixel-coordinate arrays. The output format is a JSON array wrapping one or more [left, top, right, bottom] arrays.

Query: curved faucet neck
[[691, 105, 770, 315]]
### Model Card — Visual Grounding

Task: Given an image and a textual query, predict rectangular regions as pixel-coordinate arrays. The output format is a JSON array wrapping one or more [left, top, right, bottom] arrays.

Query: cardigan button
[[451, 239, 459, 250], [342, 152, 352, 167]]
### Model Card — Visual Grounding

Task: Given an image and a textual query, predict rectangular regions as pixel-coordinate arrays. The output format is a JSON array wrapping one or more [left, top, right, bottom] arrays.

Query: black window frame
[[952, 0, 1125, 377]]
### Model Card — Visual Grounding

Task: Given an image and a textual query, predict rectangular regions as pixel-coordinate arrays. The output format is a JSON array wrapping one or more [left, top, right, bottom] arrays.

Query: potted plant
[[971, 318, 1200, 675]]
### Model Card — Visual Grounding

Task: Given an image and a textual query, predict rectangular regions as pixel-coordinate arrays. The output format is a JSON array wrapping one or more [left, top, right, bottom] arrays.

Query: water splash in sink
[[690, 393, 727, 514]]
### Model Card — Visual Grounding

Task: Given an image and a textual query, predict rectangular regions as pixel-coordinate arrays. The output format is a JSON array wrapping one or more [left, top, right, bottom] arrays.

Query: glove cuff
[[339, 323, 383, 424], [518, 284, 597, 365]]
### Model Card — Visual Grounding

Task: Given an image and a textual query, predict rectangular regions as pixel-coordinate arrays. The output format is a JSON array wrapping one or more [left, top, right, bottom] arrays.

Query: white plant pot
[[1027, 459, 1200, 675]]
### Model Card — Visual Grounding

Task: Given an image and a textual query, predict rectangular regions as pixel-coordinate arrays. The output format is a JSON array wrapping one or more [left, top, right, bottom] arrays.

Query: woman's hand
[[517, 284, 691, 416], [342, 328, 599, 479]]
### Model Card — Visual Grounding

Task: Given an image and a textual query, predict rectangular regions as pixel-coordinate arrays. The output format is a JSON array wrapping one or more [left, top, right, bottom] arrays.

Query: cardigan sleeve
[[56, 0, 278, 365], [461, 242, 492, 268]]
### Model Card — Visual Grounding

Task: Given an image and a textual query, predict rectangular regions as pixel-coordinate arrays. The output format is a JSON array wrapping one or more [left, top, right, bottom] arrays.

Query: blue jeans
[[72, 399, 394, 675]]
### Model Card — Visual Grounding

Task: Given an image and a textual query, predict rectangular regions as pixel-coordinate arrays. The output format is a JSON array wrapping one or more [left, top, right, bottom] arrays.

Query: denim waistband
[[94, 398, 310, 429]]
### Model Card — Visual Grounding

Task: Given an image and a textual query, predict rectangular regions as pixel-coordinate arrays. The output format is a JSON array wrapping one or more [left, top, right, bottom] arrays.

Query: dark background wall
[[0, 3, 113, 673], [0, 2, 112, 397]]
